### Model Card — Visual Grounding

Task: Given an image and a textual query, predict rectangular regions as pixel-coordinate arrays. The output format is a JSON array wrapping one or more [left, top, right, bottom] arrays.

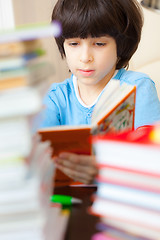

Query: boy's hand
[[53, 153, 98, 184]]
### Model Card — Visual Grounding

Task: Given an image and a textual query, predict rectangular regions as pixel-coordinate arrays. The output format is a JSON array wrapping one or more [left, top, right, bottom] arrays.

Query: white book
[[0, 222, 45, 240], [0, 86, 44, 118], [0, 54, 38, 71], [98, 166, 160, 192], [0, 61, 54, 90], [0, 117, 32, 157], [91, 197, 160, 230], [0, 178, 39, 205], [0, 214, 44, 231], [0, 137, 53, 185], [0, 207, 60, 240], [96, 182, 160, 211], [101, 217, 160, 240], [0, 22, 61, 43], [94, 139, 160, 174], [0, 231, 44, 240]]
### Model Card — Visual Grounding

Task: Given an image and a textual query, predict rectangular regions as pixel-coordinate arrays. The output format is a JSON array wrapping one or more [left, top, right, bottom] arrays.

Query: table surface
[[54, 186, 99, 240]]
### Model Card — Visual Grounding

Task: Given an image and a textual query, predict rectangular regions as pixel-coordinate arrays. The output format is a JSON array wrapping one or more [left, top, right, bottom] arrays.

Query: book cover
[[91, 232, 116, 240], [0, 61, 53, 90], [95, 182, 160, 211], [0, 87, 42, 118], [38, 80, 136, 186], [0, 50, 45, 71], [39, 125, 92, 186], [0, 39, 43, 57], [97, 165, 160, 193], [99, 217, 160, 240], [0, 22, 61, 44], [90, 197, 160, 231], [95, 222, 149, 240]]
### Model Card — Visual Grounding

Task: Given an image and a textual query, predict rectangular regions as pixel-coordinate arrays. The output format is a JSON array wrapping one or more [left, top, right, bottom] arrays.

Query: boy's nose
[[80, 47, 94, 63]]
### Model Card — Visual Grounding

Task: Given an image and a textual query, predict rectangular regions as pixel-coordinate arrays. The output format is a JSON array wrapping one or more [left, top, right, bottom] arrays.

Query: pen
[[50, 194, 82, 205]]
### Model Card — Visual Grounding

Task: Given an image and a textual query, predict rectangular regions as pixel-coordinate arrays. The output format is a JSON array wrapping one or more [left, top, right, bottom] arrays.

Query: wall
[[130, 6, 160, 70], [129, 5, 160, 98]]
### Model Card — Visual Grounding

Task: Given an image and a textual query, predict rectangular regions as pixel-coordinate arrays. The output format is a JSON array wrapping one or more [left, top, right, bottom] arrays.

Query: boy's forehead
[[65, 35, 113, 40]]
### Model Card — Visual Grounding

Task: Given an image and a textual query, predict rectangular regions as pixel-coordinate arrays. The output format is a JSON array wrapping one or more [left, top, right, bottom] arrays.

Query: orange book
[[0, 39, 42, 57], [38, 80, 136, 187], [0, 61, 53, 90], [38, 125, 91, 187]]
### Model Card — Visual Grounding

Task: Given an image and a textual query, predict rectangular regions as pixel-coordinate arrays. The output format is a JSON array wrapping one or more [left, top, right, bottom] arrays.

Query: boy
[[41, 0, 160, 184]]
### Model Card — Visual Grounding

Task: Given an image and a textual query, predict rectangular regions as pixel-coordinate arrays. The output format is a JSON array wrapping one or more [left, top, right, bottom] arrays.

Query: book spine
[[96, 182, 160, 211]]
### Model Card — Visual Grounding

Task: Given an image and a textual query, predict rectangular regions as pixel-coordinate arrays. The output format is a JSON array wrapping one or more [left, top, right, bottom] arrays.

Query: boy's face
[[63, 36, 118, 87]]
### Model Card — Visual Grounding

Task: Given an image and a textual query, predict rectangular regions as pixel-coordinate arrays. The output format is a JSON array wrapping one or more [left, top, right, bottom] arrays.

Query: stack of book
[[0, 23, 61, 240], [91, 125, 160, 240]]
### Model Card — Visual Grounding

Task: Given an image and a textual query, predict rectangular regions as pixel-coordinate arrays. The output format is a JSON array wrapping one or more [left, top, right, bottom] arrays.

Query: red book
[[92, 125, 160, 176]]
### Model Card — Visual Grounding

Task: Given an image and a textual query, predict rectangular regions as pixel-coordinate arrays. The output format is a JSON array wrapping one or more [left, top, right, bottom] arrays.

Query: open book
[[38, 80, 136, 186]]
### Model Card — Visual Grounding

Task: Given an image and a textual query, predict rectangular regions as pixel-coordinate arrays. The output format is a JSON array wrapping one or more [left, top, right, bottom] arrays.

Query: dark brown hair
[[51, 0, 143, 69]]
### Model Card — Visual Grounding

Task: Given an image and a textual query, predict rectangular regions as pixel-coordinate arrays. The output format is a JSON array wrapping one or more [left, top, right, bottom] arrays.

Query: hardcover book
[[38, 80, 136, 186]]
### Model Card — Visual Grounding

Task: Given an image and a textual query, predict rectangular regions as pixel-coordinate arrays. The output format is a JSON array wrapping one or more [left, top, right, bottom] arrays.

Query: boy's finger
[[59, 152, 96, 166], [56, 163, 94, 183], [56, 158, 97, 177]]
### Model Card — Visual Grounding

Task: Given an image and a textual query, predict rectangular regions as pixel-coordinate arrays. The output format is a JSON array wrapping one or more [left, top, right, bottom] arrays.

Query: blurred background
[[0, 0, 160, 96], [0, 0, 69, 84]]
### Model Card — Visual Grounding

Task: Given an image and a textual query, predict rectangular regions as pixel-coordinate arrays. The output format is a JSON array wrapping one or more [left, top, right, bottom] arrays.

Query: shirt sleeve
[[134, 76, 160, 129], [40, 87, 61, 128]]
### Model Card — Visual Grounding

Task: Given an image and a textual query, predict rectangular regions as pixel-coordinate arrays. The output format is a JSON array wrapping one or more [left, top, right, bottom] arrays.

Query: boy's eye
[[95, 42, 106, 46], [69, 42, 79, 46]]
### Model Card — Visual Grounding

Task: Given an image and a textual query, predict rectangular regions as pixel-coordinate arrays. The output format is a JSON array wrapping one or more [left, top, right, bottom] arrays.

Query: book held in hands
[[38, 80, 136, 186]]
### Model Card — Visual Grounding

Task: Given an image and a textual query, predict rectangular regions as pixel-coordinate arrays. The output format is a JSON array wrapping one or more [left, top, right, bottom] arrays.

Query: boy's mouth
[[78, 69, 94, 77]]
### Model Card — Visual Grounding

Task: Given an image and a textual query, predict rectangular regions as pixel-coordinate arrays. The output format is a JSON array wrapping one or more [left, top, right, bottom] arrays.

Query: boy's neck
[[77, 70, 116, 106], [77, 83, 106, 106]]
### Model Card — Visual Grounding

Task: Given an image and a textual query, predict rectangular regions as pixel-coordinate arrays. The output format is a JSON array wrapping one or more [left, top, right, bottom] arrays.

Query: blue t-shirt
[[41, 68, 160, 129]]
